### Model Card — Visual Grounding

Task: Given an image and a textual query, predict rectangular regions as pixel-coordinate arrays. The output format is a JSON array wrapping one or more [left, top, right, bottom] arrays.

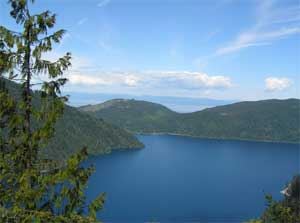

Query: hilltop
[[79, 98, 300, 143]]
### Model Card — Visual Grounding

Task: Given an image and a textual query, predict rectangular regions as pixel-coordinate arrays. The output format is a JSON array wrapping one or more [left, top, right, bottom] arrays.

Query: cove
[[85, 135, 299, 223]]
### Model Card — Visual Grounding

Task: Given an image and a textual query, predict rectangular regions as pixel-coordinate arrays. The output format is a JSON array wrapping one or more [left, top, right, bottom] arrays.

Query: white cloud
[[97, 0, 110, 7], [215, 0, 300, 56], [265, 77, 292, 91], [66, 70, 232, 91], [77, 17, 88, 26], [159, 71, 232, 89], [67, 71, 141, 87]]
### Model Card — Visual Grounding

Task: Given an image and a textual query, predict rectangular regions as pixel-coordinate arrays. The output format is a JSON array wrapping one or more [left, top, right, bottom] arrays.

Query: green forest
[[80, 98, 300, 143]]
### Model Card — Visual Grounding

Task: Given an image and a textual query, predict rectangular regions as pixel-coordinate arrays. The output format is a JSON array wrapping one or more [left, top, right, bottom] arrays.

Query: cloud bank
[[64, 68, 233, 97], [67, 70, 232, 88]]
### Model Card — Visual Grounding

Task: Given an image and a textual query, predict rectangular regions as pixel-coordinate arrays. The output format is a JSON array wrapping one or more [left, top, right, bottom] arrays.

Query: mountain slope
[[2, 79, 143, 160], [181, 99, 300, 143], [79, 99, 180, 133], [79, 98, 300, 143]]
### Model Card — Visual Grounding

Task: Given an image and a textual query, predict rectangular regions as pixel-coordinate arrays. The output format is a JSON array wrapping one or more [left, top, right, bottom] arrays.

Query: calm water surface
[[85, 135, 299, 223]]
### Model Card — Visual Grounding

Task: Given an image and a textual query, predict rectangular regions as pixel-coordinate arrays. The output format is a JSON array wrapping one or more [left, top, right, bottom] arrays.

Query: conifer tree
[[0, 0, 105, 222]]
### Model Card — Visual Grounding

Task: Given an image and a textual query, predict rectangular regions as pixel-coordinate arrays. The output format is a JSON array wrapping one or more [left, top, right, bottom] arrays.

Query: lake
[[85, 135, 299, 223]]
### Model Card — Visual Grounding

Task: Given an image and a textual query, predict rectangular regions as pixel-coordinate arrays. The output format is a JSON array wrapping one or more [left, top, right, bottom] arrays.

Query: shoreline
[[134, 132, 299, 145]]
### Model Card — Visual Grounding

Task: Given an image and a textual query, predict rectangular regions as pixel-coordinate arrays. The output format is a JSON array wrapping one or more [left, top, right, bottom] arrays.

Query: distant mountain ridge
[[68, 92, 236, 112], [79, 98, 300, 143], [2, 79, 143, 160]]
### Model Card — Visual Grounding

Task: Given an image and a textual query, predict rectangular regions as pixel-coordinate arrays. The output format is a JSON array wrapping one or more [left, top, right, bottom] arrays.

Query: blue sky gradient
[[1, 0, 299, 101]]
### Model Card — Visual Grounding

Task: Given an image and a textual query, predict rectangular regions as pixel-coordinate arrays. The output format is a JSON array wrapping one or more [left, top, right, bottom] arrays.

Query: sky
[[1, 0, 299, 102]]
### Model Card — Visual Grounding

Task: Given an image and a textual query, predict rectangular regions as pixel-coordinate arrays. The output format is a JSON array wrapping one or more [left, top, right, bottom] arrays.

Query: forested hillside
[[3, 79, 143, 159], [80, 98, 300, 143], [80, 99, 179, 132]]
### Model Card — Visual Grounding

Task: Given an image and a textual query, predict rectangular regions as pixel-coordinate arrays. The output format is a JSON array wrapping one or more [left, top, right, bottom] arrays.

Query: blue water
[[85, 135, 299, 223]]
